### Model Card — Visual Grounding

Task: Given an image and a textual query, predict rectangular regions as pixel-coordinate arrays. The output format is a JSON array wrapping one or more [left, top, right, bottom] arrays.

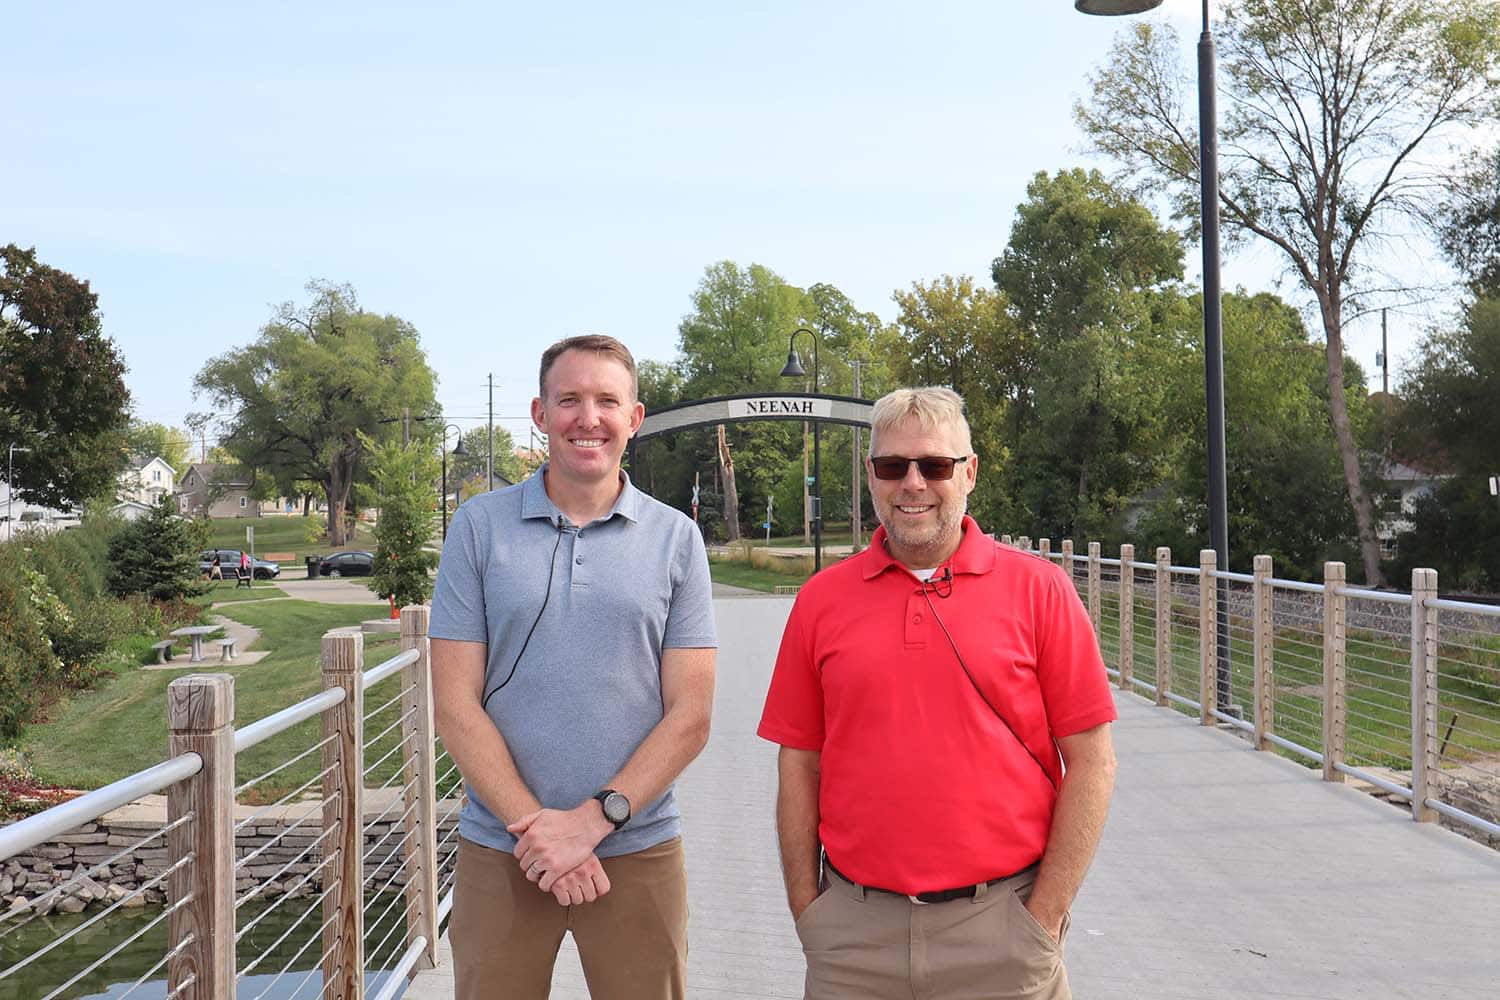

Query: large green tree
[[0, 245, 131, 508], [1076, 0, 1500, 585], [1440, 145, 1500, 301], [123, 419, 191, 473], [193, 282, 437, 545], [993, 169, 1185, 538], [363, 434, 439, 606]]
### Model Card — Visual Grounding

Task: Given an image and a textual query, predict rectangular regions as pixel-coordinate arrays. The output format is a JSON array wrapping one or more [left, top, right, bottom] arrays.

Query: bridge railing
[[1014, 537, 1500, 844], [0, 604, 459, 1000]]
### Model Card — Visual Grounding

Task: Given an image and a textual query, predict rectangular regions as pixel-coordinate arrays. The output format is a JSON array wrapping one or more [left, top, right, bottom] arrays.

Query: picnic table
[[169, 625, 224, 664]]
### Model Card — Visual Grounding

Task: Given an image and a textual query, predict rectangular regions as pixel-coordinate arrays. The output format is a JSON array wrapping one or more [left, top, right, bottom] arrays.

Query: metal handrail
[[235, 687, 346, 753]]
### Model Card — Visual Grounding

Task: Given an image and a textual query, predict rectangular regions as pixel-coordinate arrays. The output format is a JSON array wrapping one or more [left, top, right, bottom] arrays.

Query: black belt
[[824, 855, 1038, 905]]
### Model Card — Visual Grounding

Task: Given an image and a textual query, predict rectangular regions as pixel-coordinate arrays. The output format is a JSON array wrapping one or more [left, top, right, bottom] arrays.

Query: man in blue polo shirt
[[430, 334, 718, 1000]]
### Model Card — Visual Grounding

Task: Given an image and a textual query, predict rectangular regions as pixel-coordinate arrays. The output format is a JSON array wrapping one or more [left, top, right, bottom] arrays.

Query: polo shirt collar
[[520, 463, 643, 525], [861, 515, 996, 581]]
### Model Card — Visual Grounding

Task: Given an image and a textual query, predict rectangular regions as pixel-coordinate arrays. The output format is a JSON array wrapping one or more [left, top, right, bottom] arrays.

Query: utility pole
[[1381, 308, 1389, 396], [487, 373, 495, 492], [851, 359, 863, 550]]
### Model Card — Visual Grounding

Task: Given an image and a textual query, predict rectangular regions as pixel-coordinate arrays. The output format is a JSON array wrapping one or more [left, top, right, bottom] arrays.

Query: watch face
[[602, 792, 630, 824]]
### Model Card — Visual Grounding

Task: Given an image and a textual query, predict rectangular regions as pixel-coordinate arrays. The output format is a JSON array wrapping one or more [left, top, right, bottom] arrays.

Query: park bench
[[234, 570, 253, 589], [150, 640, 176, 664], [216, 637, 237, 662]]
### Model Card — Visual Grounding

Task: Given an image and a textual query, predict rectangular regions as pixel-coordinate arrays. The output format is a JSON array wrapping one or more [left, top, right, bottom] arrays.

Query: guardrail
[[1007, 536, 1500, 843], [0, 605, 461, 1000]]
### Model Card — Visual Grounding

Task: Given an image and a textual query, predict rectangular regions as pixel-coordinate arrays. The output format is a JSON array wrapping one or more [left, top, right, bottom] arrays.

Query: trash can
[[306, 555, 321, 579]]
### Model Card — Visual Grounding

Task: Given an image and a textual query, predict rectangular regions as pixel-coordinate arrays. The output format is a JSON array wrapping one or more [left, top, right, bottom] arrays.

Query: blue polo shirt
[[429, 467, 717, 857]]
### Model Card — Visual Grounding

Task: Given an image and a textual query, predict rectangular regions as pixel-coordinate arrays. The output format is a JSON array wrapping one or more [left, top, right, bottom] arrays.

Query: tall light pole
[[441, 426, 468, 540], [781, 328, 822, 573], [1078, 0, 1231, 711], [6, 444, 31, 540]]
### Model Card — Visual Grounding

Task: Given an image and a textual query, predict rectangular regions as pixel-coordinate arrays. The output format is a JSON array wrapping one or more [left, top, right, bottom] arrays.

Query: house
[[1372, 456, 1452, 557], [117, 455, 176, 506], [110, 499, 155, 521], [177, 463, 261, 518]]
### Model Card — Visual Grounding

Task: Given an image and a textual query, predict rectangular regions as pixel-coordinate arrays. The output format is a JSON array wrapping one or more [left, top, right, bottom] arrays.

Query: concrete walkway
[[403, 595, 1500, 999]]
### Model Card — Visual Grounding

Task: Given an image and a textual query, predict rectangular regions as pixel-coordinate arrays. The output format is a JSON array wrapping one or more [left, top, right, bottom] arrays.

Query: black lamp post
[[441, 426, 467, 540], [1078, 0, 1231, 711], [781, 328, 822, 573]]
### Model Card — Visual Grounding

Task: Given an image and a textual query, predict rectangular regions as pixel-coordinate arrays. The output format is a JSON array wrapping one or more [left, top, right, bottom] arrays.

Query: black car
[[199, 549, 281, 579], [318, 551, 375, 578]]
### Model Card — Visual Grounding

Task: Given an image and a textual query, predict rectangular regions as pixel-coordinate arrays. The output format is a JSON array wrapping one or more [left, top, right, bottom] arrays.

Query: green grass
[[23, 598, 395, 796], [204, 516, 375, 563], [736, 524, 862, 549], [200, 578, 289, 603], [709, 560, 810, 593]]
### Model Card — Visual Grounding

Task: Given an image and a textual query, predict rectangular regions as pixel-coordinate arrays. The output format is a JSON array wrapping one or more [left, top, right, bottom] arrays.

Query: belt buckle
[[907, 893, 930, 906]]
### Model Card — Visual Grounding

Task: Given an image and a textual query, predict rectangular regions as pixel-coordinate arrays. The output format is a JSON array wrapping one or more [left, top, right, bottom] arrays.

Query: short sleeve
[[1034, 568, 1118, 738], [756, 600, 825, 750], [662, 523, 718, 649], [429, 503, 489, 643]]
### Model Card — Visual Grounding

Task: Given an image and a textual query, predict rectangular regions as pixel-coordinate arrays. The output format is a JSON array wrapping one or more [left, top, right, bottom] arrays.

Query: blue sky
[[3, 1, 1442, 451]]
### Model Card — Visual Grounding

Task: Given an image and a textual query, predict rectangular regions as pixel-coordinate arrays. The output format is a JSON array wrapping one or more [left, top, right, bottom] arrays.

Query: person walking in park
[[429, 334, 718, 1000], [759, 386, 1118, 1000], [209, 553, 222, 580], [238, 549, 250, 580]]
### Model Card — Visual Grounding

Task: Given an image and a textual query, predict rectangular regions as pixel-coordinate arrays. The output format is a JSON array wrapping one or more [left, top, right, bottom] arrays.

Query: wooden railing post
[[1038, 537, 1051, 561], [1018, 535, 1031, 552], [1001, 534, 1012, 545], [1060, 539, 1075, 594], [1087, 542, 1101, 643], [1252, 555, 1274, 750], [167, 674, 236, 1000], [1199, 549, 1217, 725], [322, 630, 365, 1000], [1155, 547, 1171, 706], [400, 606, 439, 971], [1410, 568, 1439, 823], [1322, 562, 1347, 783], [1119, 544, 1134, 690]]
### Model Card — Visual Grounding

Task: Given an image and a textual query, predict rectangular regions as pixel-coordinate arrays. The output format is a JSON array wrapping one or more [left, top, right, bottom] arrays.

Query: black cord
[[481, 517, 566, 712], [918, 573, 1059, 789]]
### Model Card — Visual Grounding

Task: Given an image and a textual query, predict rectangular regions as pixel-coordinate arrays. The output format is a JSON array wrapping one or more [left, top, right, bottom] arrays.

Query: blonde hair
[[868, 387, 973, 456]]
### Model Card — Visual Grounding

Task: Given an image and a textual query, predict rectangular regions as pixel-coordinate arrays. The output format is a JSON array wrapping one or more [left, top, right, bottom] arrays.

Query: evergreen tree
[[106, 497, 207, 601]]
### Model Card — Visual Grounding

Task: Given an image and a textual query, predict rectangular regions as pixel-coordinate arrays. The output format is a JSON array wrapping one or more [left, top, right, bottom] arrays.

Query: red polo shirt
[[757, 517, 1116, 895]]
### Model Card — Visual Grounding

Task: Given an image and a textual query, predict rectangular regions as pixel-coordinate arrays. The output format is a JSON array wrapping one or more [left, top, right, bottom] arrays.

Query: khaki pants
[[451, 835, 688, 1000], [796, 864, 1071, 1000]]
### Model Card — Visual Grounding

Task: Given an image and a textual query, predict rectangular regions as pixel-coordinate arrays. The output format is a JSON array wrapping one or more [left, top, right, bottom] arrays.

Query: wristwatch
[[593, 789, 631, 830]]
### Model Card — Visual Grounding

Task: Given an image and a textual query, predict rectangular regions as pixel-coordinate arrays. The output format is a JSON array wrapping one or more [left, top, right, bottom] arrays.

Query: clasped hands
[[508, 803, 614, 906]]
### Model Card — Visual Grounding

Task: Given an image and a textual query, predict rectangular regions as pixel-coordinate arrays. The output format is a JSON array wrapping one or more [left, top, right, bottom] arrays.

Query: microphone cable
[[481, 516, 566, 712], [918, 570, 1059, 789]]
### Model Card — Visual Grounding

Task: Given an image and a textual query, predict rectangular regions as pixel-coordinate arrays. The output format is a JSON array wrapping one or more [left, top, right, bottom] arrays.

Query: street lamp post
[[781, 328, 822, 573], [441, 426, 467, 541], [1078, 0, 1231, 711], [6, 443, 31, 540]]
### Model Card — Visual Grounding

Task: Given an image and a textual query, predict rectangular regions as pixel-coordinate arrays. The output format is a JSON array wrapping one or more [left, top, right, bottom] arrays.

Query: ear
[[530, 396, 546, 431], [626, 400, 645, 437], [962, 452, 978, 494]]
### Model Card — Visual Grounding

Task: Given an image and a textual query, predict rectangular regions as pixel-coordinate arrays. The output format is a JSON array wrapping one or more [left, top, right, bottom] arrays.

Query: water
[[0, 892, 412, 1000]]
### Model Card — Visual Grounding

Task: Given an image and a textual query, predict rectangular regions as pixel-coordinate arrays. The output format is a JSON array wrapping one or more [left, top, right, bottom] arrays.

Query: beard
[[876, 491, 968, 561]]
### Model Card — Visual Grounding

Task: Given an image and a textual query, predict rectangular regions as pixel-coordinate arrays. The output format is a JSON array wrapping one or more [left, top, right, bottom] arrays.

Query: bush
[[108, 496, 207, 601]]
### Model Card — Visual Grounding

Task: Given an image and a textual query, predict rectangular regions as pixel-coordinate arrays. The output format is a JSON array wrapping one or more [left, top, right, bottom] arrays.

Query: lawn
[[204, 516, 375, 564], [199, 578, 289, 602], [709, 560, 809, 593], [23, 598, 397, 797]]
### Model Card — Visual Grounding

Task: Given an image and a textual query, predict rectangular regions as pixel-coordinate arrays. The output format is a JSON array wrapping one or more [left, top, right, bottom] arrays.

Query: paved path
[[403, 595, 1500, 1000]]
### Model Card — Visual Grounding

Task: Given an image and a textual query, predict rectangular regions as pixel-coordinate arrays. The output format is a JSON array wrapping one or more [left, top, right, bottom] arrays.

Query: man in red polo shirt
[[758, 386, 1117, 1000]]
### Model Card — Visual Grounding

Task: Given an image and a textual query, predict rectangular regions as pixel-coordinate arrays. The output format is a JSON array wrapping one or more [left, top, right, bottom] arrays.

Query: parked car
[[198, 549, 281, 579], [318, 551, 375, 578]]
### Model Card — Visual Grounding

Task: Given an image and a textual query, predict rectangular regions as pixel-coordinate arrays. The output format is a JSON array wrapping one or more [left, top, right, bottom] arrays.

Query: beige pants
[[451, 835, 688, 1000], [796, 864, 1071, 1000]]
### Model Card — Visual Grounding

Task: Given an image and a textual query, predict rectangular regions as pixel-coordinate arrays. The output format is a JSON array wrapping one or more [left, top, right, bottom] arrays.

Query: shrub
[[107, 496, 207, 601]]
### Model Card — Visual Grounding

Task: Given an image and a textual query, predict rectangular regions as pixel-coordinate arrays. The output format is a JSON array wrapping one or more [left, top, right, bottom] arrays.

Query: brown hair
[[538, 335, 639, 401]]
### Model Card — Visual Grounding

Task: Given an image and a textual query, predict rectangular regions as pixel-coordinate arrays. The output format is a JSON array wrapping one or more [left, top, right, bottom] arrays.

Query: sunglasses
[[869, 455, 970, 481]]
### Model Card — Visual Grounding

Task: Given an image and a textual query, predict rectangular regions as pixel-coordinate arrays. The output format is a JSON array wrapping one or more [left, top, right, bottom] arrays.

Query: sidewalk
[[403, 596, 1500, 1000]]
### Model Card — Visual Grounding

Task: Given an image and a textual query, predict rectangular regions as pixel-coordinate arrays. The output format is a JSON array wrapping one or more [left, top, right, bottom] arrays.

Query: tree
[[363, 435, 439, 606], [106, 495, 207, 601], [993, 169, 1186, 538], [123, 419, 191, 472], [1397, 298, 1500, 483], [1439, 145, 1500, 300], [1076, 0, 1500, 585], [0, 245, 131, 507], [449, 425, 522, 488], [193, 282, 437, 545]]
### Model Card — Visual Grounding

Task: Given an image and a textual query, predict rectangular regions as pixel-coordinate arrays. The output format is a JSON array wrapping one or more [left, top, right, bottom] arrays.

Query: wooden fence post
[[1156, 547, 1171, 706], [1001, 534, 1012, 546], [1410, 568, 1439, 823], [1087, 542, 1101, 643], [322, 630, 365, 1000], [1199, 549, 1217, 726], [1018, 535, 1031, 552], [1321, 562, 1347, 783], [1038, 537, 1051, 561], [1119, 544, 1134, 690], [167, 674, 236, 1000], [1252, 555, 1274, 750], [400, 606, 440, 971], [1060, 539, 1075, 593]]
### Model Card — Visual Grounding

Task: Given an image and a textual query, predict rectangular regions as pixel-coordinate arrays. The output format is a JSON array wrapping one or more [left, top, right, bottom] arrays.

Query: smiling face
[[530, 348, 645, 491], [867, 415, 977, 569]]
